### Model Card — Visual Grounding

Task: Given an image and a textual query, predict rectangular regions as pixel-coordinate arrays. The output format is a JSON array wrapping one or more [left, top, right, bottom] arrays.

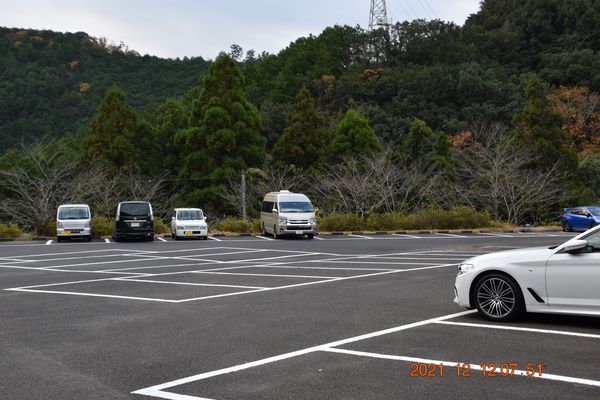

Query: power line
[[422, 0, 439, 19], [415, 0, 435, 20], [392, 0, 415, 21]]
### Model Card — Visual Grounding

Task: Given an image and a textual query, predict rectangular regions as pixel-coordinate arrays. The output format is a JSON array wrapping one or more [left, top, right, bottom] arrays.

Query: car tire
[[87, 235, 92, 242], [307, 233, 314, 239], [591, 222, 597, 230], [273, 225, 278, 239], [564, 221, 573, 232], [202, 236, 208, 240], [473, 273, 524, 322], [174, 235, 179, 241], [261, 223, 267, 237], [56, 237, 62, 243]]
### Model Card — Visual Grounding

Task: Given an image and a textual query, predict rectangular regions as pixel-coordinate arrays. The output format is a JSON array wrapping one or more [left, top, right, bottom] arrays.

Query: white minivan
[[56, 204, 92, 242], [171, 208, 208, 240], [260, 191, 317, 239]]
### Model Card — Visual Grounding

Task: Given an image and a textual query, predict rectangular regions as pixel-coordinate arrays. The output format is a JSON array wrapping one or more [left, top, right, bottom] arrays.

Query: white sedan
[[454, 226, 600, 321]]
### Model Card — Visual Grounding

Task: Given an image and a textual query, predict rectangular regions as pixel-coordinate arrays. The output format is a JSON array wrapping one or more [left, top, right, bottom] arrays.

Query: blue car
[[561, 206, 600, 232]]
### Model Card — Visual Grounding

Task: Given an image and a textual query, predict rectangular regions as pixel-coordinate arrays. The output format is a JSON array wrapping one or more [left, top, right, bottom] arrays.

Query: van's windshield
[[177, 210, 203, 220], [58, 207, 90, 220], [120, 203, 151, 217], [279, 201, 314, 213]]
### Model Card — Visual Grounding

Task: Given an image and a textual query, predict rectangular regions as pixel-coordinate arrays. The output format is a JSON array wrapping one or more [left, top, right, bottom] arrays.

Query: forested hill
[[0, 28, 210, 149], [0, 0, 599, 151]]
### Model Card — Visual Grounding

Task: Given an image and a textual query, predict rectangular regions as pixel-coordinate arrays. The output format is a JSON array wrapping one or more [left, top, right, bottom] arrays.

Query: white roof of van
[[174, 208, 203, 211], [58, 204, 89, 208]]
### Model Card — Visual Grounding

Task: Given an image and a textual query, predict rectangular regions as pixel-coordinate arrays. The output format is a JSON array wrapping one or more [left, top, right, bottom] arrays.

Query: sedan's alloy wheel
[[476, 277, 515, 319]]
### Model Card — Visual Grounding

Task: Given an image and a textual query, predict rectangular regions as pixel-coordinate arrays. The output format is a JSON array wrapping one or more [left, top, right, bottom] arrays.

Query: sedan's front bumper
[[454, 271, 475, 308]]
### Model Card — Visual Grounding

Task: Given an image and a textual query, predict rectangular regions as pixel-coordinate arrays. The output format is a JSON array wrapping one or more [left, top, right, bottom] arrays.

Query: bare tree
[[0, 142, 100, 232], [455, 125, 566, 225], [311, 153, 443, 216]]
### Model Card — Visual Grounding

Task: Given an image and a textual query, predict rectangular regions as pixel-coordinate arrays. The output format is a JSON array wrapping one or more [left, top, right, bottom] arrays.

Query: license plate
[[295, 230, 303, 235], [131, 223, 140, 227], [184, 231, 193, 235], [64, 230, 71, 235]]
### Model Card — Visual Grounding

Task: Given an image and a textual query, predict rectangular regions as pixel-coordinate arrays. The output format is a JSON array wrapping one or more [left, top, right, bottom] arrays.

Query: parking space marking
[[321, 348, 600, 388], [314, 236, 324, 240], [105, 238, 111, 243], [113, 278, 266, 290], [435, 233, 467, 238], [392, 234, 422, 239], [255, 236, 273, 241], [208, 236, 222, 241], [436, 320, 600, 339], [9, 288, 180, 303], [478, 232, 515, 238], [132, 310, 475, 398], [348, 234, 373, 239], [45, 240, 53, 245], [157, 237, 167, 242], [191, 271, 340, 279]]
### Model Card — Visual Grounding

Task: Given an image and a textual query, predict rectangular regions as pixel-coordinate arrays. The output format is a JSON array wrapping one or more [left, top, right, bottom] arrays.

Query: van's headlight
[[177, 226, 184, 230], [279, 217, 287, 224], [57, 222, 63, 229], [458, 263, 475, 275], [309, 217, 316, 224], [84, 222, 91, 229]]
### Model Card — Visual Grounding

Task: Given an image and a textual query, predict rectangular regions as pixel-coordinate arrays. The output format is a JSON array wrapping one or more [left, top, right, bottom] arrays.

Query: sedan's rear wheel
[[474, 273, 524, 321], [564, 221, 573, 232]]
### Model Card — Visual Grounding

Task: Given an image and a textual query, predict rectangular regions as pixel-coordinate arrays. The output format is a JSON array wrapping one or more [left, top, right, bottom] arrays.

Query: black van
[[112, 201, 155, 241]]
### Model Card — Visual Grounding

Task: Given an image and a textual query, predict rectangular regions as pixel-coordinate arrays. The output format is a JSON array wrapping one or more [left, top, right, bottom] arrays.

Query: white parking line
[[192, 271, 340, 279], [114, 278, 266, 290], [314, 236, 324, 240], [45, 240, 53, 245], [435, 321, 600, 339], [392, 234, 421, 239], [208, 236, 222, 241], [131, 310, 475, 398], [157, 237, 167, 242], [255, 236, 273, 241], [104, 238, 111, 243], [322, 348, 600, 388], [348, 234, 373, 239], [478, 232, 514, 238], [435, 233, 467, 238]]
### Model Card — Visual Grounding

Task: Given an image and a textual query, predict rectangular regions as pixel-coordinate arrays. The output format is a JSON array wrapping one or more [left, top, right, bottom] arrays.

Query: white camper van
[[56, 204, 92, 242], [260, 191, 317, 239]]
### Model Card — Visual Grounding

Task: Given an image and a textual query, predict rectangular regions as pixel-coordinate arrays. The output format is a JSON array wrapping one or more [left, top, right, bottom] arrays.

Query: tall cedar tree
[[179, 53, 265, 212], [512, 74, 577, 172], [330, 108, 380, 162], [402, 118, 433, 163], [272, 87, 330, 171], [86, 86, 138, 170], [430, 131, 454, 174]]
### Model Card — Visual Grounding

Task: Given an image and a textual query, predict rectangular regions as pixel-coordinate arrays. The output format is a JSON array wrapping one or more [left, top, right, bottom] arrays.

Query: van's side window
[[261, 201, 274, 212]]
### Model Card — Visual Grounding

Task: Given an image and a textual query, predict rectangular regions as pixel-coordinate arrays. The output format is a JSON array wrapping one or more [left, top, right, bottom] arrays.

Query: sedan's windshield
[[177, 210, 203, 220], [58, 207, 89, 220], [588, 207, 600, 217], [120, 203, 151, 217], [279, 201, 314, 213]]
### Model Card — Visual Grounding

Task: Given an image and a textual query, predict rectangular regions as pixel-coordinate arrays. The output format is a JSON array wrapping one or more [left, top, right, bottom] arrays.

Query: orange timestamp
[[410, 362, 543, 378]]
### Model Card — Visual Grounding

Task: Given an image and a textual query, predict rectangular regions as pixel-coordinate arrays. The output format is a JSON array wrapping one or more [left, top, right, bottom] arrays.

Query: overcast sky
[[1, 0, 481, 59]]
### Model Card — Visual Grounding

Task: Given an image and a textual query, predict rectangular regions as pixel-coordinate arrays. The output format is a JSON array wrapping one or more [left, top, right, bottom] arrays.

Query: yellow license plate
[[64, 230, 71, 235], [184, 231, 193, 235]]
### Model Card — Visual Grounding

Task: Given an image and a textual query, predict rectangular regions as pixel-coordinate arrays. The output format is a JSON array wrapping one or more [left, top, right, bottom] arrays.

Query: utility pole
[[368, 0, 390, 32], [241, 170, 247, 221]]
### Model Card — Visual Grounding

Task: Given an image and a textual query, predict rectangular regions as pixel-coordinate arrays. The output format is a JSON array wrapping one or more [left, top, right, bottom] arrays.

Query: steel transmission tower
[[368, 0, 390, 31]]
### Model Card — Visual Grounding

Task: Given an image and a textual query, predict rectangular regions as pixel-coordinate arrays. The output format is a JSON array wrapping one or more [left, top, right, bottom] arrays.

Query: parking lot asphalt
[[2, 231, 599, 399]]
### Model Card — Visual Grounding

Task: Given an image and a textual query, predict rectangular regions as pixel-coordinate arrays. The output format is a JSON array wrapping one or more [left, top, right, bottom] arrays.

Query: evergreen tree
[[512, 74, 577, 172], [429, 131, 454, 173], [272, 87, 330, 171], [179, 53, 266, 212], [403, 118, 433, 163], [156, 98, 188, 174], [330, 107, 380, 161], [85, 86, 138, 170]]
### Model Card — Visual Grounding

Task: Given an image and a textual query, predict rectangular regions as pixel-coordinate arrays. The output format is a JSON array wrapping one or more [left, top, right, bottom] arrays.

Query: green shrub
[[0, 223, 21, 239], [154, 217, 169, 234], [319, 213, 365, 231], [215, 218, 260, 233], [91, 216, 113, 237], [40, 220, 56, 237]]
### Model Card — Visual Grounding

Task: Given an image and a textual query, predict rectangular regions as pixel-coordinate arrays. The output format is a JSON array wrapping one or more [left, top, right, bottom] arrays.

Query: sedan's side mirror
[[562, 239, 589, 253]]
